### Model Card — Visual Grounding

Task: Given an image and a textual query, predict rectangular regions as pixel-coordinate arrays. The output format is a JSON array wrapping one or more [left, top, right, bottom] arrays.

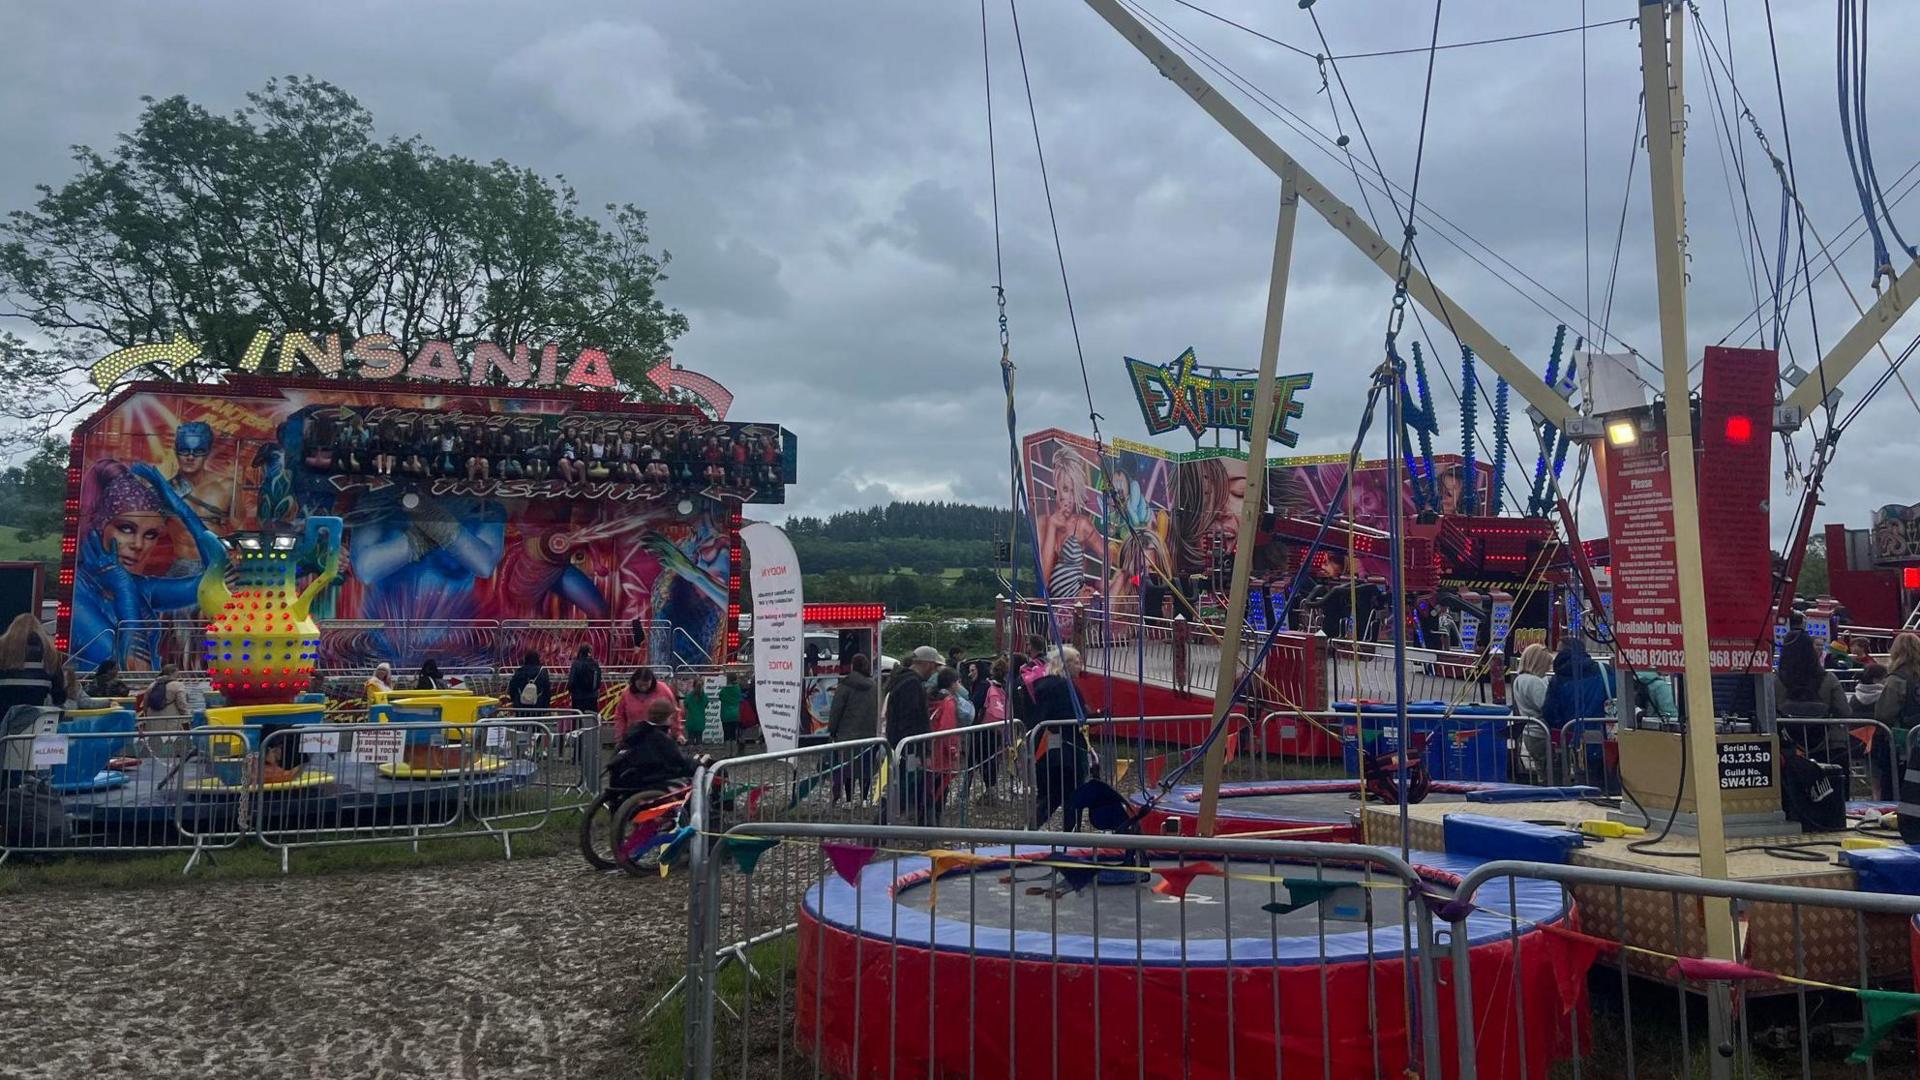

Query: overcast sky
[[5, 1, 1919, 543]]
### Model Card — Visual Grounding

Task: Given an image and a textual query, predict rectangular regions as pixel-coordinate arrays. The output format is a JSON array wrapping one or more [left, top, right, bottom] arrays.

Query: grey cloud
[[4, 0, 1920, 551]]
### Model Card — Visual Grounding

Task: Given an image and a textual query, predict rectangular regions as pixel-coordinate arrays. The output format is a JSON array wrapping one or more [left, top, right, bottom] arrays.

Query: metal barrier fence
[[0, 713, 598, 872], [683, 820, 1445, 1080], [1446, 860, 1920, 1079]]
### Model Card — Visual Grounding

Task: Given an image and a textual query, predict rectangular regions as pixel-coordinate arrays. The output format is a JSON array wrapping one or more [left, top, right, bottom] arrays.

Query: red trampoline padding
[[794, 902, 1592, 1080]]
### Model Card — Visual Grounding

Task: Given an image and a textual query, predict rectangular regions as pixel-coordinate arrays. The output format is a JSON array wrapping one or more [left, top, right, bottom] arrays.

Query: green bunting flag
[[1261, 878, 1347, 916], [1849, 989, 1920, 1064], [725, 835, 780, 875]]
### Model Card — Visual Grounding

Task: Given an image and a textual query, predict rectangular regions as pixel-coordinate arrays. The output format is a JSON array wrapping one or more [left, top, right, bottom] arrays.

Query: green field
[[0, 525, 57, 564]]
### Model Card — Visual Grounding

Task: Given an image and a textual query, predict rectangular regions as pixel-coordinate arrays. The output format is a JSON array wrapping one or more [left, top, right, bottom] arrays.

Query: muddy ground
[[0, 856, 686, 1080]]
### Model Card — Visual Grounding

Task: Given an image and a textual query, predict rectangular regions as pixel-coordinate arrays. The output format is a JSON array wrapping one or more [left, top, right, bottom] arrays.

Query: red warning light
[[1904, 567, 1920, 590], [1724, 415, 1753, 444]]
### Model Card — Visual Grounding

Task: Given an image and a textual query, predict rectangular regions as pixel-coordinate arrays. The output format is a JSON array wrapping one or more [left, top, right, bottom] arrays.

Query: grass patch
[[0, 809, 584, 894], [630, 936, 801, 1080], [0, 524, 57, 564]]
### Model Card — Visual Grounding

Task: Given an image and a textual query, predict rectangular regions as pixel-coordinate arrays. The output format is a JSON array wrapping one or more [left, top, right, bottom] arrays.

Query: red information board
[[1602, 437, 1686, 672], [1697, 346, 1778, 672]]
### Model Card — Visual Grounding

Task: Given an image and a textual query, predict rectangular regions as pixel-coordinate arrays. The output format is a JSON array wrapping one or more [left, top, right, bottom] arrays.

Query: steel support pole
[[1198, 173, 1299, 834], [1638, 5, 1738, 1072]]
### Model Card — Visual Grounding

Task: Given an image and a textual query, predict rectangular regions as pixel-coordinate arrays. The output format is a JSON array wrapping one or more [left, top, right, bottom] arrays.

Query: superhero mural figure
[[166, 421, 232, 524], [73, 461, 223, 671], [348, 491, 508, 666]]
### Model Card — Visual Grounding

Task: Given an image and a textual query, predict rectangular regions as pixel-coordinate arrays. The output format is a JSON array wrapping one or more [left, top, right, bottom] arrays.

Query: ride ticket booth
[[798, 603, 887, 737]]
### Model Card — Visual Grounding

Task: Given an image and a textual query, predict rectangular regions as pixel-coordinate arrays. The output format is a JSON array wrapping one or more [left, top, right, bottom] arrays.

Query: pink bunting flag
[[822, 842, 878, 886], [1668, 957, 1773, 983], [1151, 861, 1222, 899]]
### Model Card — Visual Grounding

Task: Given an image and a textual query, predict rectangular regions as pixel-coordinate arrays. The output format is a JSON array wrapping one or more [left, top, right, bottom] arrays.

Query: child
[[1853, 662, 1888, 715], [609, 698, 701, 795], [682, 676, 709, 745]]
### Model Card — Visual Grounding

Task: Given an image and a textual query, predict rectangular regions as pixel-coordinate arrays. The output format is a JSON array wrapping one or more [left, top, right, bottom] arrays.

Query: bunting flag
[[1537, 922, 1625, 955], [1110, 759, 1131, 784], [655, 826, 697, 878], [1668, 957, 1773, 983], [822, 842, 879, 885], [725, 835, 780, 875], [1260, 878, 1348, 916], [745, 786, 768, 818], [1849, 990, 1920, 1063], [1151, 862, 1222, 899]]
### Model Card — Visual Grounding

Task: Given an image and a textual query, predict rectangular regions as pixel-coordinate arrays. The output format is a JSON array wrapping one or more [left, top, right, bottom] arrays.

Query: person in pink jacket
[[613, 668, 683, 745]]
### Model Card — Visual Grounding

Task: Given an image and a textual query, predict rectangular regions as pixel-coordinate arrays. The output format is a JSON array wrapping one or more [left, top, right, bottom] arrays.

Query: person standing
[[567, 645, 603, 723], [1874, 634, 1920, 798], [1510, 644, 1552, 779], [682, 675, 709, 745], [629, 614, 650, 665], [1029, 646, 1090, 830], [0, 614, 63, 720], [719, 673, 745, 752], [1774, 630, 1851, 760], [885, 647, 940, 821], [507, 651, 551, 717], [613, 667, 681, 744], [827, 654, 879, 803]]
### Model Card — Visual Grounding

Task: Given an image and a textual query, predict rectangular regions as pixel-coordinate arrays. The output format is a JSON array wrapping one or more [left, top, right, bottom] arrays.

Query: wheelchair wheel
[[578, 790, 625, 871], [611, 789, 678, 877]]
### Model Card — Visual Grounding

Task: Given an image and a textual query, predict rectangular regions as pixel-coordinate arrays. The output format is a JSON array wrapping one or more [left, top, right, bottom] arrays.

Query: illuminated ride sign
[[90, 329, 621, 392], [647, 359, 735, 420], [1125, 347, 1313, 446]]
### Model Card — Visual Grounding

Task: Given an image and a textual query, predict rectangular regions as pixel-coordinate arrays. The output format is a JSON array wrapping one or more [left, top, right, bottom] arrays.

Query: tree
[[0, 437, 67, 539], [0, 76, 688, 444]]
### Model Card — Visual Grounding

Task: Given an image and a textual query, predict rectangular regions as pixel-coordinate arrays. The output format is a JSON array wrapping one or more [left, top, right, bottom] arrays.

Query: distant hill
[[783, 501, 1009, 614], [0, 525, 58, 572]]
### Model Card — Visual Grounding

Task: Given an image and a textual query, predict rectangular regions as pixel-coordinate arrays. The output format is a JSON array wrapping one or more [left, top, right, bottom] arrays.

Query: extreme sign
[[1125, 347, 1313, 446]]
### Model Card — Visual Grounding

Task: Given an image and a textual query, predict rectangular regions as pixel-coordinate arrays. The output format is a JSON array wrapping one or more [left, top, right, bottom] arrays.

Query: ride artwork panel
[[64, 380, 777, 672]]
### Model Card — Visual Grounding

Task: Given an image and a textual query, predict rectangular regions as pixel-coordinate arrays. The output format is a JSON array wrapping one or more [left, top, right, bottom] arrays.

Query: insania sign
[[90, 329, 617, 391]]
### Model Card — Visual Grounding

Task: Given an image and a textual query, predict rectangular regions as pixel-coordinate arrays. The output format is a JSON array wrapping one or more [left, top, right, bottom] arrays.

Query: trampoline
[[1127, 778, 1559, 841], [797, 846, 1594, 1079]]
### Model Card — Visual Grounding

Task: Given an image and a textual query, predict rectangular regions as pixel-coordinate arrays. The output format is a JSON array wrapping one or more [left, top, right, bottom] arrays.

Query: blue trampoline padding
[[1841, 846, 1920, 895], [49, 770, 131, 795], [803, 846, 1570, 967], [1444, 813, 1581, 864], [1465, 786, 1601, 803], [1333, 700, 1513, 716]]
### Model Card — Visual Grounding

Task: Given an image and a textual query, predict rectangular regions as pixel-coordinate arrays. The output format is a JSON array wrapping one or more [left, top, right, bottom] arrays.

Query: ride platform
[[1360, 798, 1909, 992]]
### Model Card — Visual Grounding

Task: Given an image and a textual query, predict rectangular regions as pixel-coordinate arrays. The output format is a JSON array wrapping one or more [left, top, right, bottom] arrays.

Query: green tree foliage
[[0, 76, 688, 445], [0, 437, 67, 541], [786, 501, 1011, 615]]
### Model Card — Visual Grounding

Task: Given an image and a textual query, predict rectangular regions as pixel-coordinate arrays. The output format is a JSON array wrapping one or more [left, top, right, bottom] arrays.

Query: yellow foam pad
[[375, 755, 508, 780], [186, 770, 336, 793]]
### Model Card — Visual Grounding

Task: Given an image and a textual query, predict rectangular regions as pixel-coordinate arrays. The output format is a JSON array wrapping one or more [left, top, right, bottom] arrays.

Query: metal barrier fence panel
[[1, 721, 249, 866], [888, 721, 1031, 831], [683, 819, 1445, 1080], [1445, 860, 1920, 1079]]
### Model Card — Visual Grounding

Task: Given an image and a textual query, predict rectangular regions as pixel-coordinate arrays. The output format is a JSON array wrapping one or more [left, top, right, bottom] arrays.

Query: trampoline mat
[[1207, 790, 1476, 823], [893, 859, 1406, 940]]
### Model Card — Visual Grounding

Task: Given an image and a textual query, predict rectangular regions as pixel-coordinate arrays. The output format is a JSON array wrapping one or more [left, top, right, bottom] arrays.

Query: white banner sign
[[351, 729, 406, 764], [299, 731, 341, 755], [741, 522, 805, 753], [31, 735, 69, 768]]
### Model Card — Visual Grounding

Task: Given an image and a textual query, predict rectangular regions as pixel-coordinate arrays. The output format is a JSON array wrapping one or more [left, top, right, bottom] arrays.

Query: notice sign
[[30, 734, 69, 768], [1601, 438, 1685, 672], [702, 676, 726, 745], [351, 729, 406, 764], [742, 522, 805, 753], [1718, 739, 1774, 790], [299, 731, 341, 755]]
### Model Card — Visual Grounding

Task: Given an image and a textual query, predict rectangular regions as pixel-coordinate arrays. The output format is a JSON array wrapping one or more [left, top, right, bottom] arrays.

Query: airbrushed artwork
[[64, 377, 795, 672], [1021, 429, 1491, 598]]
